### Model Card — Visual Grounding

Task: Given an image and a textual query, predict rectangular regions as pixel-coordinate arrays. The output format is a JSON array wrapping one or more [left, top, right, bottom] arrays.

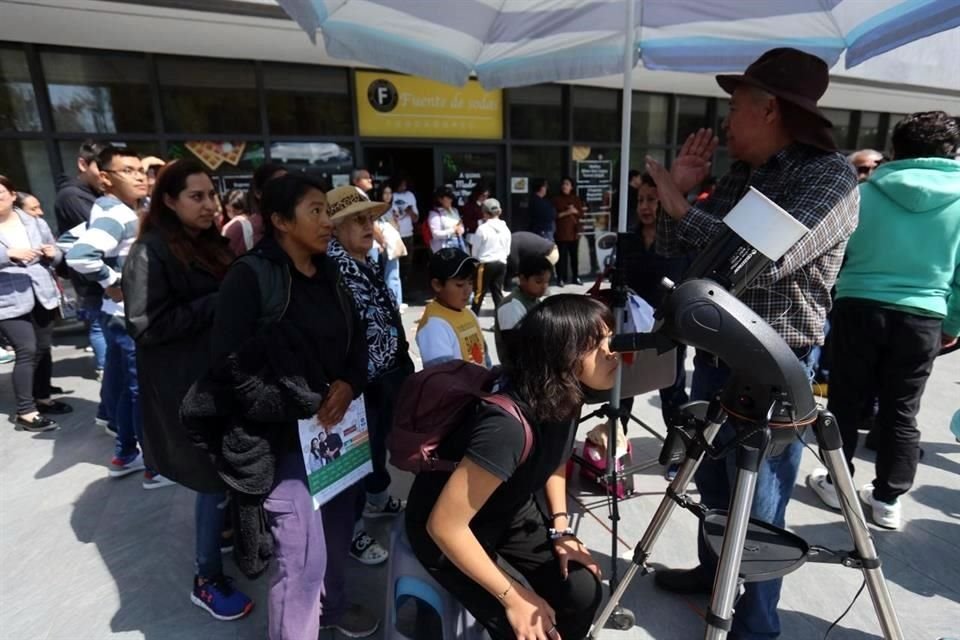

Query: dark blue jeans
[[691, 348, 814, 639], [195, 491, 227, 578], [101, 314, 143, 460]]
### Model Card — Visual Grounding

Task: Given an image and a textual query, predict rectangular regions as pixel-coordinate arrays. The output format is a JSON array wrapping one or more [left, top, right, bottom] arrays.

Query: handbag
[[380, 220, 407, 260]]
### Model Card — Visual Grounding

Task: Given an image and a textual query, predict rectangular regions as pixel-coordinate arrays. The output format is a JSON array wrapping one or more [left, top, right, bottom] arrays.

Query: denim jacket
[[0, 209, 62, 320]]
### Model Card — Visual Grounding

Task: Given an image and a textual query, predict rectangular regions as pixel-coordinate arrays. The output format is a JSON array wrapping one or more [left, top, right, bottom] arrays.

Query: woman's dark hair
[[560, 175, 575, 188], [507, 294, 614, 423], [891, 111, 960, 160], [247, 162, 287, 214], [640, 172, 656, 189], [260, 173, 327, 237], [531, 178, 548, 193], [0, 175, 14, 193], [222, 189, 248, 220], [469, 183, 489, 199], [141, 159, 234, 279], [13, 192, 36, 208], [375, 183, 393, 203], [433, 186, 455, 206]]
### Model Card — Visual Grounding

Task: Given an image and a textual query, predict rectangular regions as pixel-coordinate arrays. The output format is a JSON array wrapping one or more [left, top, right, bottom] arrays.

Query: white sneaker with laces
[[859, 483, 901, 530], [806, 467, 841, 510]]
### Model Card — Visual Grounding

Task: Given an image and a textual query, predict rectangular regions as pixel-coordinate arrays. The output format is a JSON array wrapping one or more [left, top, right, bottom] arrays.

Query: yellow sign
[[356, 71, 502, 139]]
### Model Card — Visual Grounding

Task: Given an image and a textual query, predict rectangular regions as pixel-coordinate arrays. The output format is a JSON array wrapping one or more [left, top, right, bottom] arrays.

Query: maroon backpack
[[389, 360, 533, 473]]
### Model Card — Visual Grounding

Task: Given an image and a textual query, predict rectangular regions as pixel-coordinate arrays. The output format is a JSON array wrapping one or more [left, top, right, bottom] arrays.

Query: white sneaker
[[806, 467, 841, 510], [142, 471, 177, 490], [399, 303, 409, 312], [859, 483, 901, 530]]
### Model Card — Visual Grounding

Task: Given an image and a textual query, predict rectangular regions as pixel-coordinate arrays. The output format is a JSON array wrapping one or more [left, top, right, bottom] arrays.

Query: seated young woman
[[405, 294, 619, 640]]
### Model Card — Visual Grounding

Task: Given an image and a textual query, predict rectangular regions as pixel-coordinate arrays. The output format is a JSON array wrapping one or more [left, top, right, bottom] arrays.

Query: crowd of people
[[1, 45, 958, 640]]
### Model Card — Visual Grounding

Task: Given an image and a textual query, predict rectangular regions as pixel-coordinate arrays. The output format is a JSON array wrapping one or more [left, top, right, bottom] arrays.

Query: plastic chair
[[385, 519, 489, 640]]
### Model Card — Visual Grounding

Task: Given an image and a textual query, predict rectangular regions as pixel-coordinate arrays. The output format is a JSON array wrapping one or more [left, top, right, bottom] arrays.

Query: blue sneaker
[[191, 575, 253, 621]]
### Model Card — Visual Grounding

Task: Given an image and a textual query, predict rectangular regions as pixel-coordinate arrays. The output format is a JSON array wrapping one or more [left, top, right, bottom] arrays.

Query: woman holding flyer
[[327, 185, 416, 566], [209, 174, 374, 640]]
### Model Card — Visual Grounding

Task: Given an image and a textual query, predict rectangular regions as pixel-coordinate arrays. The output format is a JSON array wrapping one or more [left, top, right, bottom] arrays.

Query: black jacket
[[183, 236, 367, 577], [122, 230, 225, 493], [54, 174, 98, 236]]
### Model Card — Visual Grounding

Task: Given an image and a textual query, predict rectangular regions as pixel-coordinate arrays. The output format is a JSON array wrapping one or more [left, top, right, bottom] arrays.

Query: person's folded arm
[[429, 211, 455, 240]]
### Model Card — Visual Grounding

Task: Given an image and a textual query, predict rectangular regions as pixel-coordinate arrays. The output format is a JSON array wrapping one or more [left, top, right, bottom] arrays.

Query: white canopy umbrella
[[274, 0, 960, 231]]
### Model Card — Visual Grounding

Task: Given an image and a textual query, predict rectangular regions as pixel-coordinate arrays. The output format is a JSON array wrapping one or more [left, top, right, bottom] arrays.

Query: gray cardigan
[[0, 209, 63, 320]]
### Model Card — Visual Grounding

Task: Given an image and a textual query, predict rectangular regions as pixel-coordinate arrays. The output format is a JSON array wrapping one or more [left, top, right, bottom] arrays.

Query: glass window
[[508, 85, 562, 140], [268, 142, 353, 186], [0, 140, 56, 227], [573, 87, 619, 142], [167, 141, 266, 185], [508, 145, 565, 229], [676, 96, 709, 141], [631, 92, 669, 146], [157, 57, 259, 134], [264, 64, 351, 136], [0, 46, 41, 132], [41, 50, 153, 133], [856, 112, 882, 150], [885, 113, 908, 152], [714, 100, 730, 146], [823, 108, 852, 149], [56, 140, 164, 173]]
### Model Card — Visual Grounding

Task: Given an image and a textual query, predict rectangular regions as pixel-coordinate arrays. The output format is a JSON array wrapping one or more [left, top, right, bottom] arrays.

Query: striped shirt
[[657, 143, 860, 348], [66, 195, 139, 317]]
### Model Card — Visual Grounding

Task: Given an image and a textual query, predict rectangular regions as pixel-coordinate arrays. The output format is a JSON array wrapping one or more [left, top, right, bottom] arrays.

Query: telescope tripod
[[589, 401, 904, 639]]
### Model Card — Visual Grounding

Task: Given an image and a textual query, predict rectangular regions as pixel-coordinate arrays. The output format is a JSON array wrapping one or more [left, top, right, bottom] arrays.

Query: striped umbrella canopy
[[274, 0, 959, 232], [275, 0, 960, 90]]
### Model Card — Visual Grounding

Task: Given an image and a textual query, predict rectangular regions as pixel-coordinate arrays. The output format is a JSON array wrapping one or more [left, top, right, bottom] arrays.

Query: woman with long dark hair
[[122, 159, 252, 620], [552, 176, 585, 286], [406, 294, 616, 640]]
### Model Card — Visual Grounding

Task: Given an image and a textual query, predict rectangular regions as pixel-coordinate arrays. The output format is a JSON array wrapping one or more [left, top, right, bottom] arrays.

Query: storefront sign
[[576, 160, 613, 207], [453, 171, 483, 206], [356, 71, 502, 139]]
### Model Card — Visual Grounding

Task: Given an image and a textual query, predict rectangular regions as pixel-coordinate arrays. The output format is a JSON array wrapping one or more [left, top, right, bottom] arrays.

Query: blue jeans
[[384, 257, 402, 306], [102, 314, 143, 460], [195, 491, 227, 578], [691, 348, 813, 639]]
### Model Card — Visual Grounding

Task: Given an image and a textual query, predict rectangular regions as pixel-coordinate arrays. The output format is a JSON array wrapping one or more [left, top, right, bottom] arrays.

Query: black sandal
[[36, 400, 73, 415], [15, 415, 59, 432]]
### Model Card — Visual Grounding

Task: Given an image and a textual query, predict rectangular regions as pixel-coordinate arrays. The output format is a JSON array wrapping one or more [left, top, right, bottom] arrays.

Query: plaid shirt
[[657, 143, 860, 348]]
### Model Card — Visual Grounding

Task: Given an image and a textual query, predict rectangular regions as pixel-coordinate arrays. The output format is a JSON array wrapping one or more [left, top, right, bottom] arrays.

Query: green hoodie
[[836, 157, 960, 336]]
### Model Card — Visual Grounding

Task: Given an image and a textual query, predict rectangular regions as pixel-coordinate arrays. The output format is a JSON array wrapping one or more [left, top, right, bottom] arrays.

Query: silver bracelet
[[548, 527, 576, 541]]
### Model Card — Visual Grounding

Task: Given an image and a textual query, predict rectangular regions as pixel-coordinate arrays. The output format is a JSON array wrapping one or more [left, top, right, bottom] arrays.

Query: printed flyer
[[298, 396, 372, 510]]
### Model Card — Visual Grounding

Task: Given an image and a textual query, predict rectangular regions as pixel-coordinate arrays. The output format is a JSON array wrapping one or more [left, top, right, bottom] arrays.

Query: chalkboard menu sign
[[576, 160, 613, 207]]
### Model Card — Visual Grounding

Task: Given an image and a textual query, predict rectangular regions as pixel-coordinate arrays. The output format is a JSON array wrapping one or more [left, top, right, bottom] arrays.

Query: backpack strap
[[480, 394, 535, 466]]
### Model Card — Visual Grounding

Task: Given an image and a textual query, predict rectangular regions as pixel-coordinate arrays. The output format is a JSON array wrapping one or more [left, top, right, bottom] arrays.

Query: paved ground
[[1, 287, 958, 640]]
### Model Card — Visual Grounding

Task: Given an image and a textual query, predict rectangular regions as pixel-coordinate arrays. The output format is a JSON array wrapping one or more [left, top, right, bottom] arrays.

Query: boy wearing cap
[[470, 198, 511, 315], [416, 248, 488, 368]]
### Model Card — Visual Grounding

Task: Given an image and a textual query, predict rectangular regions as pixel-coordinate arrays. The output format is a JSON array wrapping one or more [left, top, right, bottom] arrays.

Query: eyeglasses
[[104, 167, 147, 178]]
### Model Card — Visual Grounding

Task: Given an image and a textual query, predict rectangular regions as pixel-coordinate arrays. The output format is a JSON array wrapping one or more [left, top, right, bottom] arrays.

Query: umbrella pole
[[595, 0, 637, 633]]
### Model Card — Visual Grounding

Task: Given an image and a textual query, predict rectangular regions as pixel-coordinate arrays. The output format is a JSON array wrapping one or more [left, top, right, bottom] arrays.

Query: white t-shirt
[[391, 190, 419, 238], [415, 317, 461, 367], [471, 218, 511, 264]]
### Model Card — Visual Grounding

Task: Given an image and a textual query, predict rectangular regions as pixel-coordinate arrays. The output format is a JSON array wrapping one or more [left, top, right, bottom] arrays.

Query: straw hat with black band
[[326, 185, 390, 224], [716, 47, 837, 152]]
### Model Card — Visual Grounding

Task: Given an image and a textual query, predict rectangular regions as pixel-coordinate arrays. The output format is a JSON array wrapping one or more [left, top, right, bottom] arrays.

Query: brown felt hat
[[716, 48, 837, 151]]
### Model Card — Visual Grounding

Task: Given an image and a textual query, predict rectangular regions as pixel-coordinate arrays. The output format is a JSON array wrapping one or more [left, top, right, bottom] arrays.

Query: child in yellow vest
[[416, 248, 489, 368]]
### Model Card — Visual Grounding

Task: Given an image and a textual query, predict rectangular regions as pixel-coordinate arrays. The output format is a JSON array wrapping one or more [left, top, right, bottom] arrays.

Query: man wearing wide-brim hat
[[645, 47, 860, 639]]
